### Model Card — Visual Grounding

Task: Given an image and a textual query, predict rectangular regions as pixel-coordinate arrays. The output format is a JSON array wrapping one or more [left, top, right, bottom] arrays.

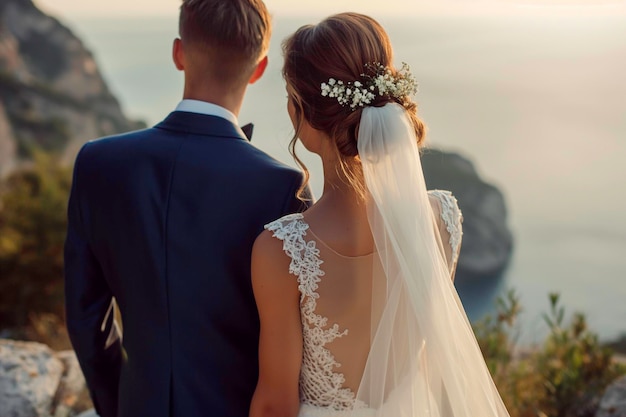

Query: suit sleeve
[[64, 144, 122, 417]]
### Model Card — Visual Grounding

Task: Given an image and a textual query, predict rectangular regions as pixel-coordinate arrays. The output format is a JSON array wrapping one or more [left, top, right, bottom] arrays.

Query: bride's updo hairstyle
[[283, 12, 426, 199]]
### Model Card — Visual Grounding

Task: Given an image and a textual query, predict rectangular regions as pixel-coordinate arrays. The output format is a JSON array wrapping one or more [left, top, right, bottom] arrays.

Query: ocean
[[63, 14, 626, 343]]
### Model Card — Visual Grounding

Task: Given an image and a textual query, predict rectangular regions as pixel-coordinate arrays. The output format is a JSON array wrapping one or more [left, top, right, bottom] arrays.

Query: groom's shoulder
[[74, 127, 161, 164], [82, 127, 154, 151], [241, 143, 303, 178]]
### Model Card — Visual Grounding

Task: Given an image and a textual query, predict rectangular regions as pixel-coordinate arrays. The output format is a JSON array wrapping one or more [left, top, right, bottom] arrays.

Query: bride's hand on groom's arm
[[249, 230, 302, 417]]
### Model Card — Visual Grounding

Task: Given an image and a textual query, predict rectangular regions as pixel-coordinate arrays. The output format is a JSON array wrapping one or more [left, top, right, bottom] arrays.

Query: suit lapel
[[154, 111, 248, 141]]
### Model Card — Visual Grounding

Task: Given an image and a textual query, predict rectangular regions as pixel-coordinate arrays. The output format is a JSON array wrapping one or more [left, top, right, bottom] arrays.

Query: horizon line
[[48, 7, 626, 21]]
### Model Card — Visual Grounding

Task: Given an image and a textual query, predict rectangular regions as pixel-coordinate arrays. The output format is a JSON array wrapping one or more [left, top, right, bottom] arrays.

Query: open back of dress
[[265, 190, 463, 415]]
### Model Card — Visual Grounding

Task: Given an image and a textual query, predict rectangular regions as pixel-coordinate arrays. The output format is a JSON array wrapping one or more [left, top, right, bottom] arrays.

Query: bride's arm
[[250, 230, 303, 417], [428, 192, 463, 281]]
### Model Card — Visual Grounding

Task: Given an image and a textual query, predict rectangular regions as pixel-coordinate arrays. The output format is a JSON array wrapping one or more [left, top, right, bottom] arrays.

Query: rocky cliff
[[0, 0, 144, 175]]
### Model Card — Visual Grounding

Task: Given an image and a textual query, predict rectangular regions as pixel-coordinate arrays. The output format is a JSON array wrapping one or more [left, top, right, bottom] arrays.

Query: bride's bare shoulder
[[253, 227, 286, 265], [251, 226, 299, 303], [252, 213, 306, 279], [428, 192, 443, 217], [428, 190, 462, 223]]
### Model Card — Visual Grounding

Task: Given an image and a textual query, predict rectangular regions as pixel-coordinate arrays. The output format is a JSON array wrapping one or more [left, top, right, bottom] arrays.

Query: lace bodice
[[264, 190, 462, 413], [265, 213, 361, 411]]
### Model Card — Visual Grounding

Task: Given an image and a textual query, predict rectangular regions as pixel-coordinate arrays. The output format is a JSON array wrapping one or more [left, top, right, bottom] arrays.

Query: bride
[[249, 12, 510, 417]]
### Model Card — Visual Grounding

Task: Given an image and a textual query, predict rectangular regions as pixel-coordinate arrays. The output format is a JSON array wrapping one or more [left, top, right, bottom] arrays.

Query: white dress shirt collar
[[175, 99, 238, 126]]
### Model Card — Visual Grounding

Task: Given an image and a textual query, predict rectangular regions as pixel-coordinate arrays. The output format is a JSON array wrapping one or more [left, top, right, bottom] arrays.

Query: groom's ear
[[248, 56, 268, 85], [173, 38, 185, 71]]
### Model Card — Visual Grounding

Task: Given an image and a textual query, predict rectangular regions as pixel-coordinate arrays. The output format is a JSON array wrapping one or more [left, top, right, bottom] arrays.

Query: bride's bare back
[[250, 190, 462, 416]]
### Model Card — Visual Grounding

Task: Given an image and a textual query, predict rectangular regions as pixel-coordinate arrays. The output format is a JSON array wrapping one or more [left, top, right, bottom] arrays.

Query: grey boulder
[[0, 339, 86, 417], [596, 375, 626, 417]]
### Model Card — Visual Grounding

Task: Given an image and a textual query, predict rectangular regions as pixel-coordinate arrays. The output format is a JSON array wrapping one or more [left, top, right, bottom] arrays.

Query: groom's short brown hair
[[179, 0, 272, 82], [179, 0, 271, 82]]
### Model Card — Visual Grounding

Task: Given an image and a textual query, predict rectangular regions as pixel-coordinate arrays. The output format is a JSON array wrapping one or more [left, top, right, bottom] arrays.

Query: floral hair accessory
[[320, 62, 418, 110]]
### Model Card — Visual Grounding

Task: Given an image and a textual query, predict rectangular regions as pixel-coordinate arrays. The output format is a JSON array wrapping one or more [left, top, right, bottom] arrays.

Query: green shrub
[[0, 153, 71, 330], [474, 291, 626, 417], [536, 294, 623, 417]]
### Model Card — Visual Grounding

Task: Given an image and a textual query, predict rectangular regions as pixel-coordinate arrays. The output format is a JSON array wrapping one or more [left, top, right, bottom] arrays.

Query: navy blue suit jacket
[[64, 111, 308, 417]]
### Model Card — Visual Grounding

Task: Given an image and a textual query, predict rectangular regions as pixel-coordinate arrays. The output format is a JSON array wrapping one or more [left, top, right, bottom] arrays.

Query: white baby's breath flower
[[320, 62, 418, 110], [321, 83, 330, 97]]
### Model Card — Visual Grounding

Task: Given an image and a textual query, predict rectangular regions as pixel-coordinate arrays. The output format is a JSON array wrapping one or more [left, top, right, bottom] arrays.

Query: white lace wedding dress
[[265, 190, 463, 417]]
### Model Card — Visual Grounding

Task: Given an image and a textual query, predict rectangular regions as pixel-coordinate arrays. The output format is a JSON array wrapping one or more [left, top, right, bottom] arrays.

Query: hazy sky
[[36, 0, 626, 18]]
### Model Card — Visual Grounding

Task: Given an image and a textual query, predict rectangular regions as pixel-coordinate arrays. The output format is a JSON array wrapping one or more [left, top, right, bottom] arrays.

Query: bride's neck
[[308, 155, 373, 255], [317, 156, 365, 212]]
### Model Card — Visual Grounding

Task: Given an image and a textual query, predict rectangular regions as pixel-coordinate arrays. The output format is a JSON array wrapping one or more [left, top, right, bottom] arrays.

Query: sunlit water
[[63, 14, 626, 343]]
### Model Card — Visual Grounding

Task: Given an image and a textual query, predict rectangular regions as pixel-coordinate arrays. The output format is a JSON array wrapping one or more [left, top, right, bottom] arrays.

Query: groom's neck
[[182, 81, 247, 117]]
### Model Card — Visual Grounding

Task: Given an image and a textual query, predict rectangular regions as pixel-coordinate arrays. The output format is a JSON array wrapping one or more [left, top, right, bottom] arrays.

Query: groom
[[64, 1, 308, 417]]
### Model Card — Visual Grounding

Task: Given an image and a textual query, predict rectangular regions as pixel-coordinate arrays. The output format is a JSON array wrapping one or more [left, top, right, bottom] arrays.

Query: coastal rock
[[0, 339, 62, 417], [596, 375, 626, 417], [422, 149, 513, 279], [0, 339, 87, 417], [54, 350, 87, 417], [0, 0, 144, 175]]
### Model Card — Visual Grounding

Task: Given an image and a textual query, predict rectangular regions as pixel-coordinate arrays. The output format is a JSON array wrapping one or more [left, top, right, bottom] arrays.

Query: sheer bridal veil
[[355, 103, 510, 417]]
